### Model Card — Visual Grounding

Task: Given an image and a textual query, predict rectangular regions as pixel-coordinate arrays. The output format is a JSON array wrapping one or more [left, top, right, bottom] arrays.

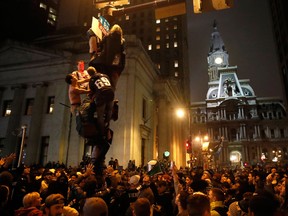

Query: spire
[[209, 20, 226, 53], [207, 20, 229, 69]]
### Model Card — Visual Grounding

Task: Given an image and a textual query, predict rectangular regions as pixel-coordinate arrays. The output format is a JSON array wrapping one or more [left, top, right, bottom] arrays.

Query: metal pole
[[66, 113, 72, 166], [17, 125, 27, 167]]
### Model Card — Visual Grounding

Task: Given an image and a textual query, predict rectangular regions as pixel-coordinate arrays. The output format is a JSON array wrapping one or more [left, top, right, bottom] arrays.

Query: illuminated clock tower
[[207, 21, 229, 82]]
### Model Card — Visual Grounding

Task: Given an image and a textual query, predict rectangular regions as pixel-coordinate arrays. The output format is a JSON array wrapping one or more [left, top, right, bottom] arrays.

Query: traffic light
[[186, 140, 192, 154], [163, 151, 170, 159]]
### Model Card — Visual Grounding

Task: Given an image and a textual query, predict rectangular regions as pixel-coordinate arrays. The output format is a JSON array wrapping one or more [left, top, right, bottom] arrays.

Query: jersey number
[[94, 77, 111, 89]]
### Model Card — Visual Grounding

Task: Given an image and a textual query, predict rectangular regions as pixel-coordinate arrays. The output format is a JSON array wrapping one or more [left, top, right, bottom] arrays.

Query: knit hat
[[129, 175, 140, 185]]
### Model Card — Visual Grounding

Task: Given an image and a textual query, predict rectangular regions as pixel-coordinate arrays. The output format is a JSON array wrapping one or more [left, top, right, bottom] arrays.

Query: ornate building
[[190, 22, 288, 168]]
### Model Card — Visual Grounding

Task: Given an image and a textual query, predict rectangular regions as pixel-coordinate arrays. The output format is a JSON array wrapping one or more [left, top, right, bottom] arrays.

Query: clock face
[[215, 57, 223, 64]]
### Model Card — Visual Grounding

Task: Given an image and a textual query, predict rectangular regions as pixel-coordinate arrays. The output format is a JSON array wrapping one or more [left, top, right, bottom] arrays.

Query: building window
[[48, 13, 57, 22], [25, 99, 34, 115], [156, 35, 160, 41], [125, 15, 130, 20], [157, 64, 160, 69], [174, 42, 178, 47], [271, 129, 275, 138], [280, 129, 285, 138], [47, 19, 55, 25], [201, 116, 205, 123], [39, 2, 47, 10], [2, 100, 12, 117], [166, 43, 169, 48], [174, 60, 179, 68], [40, 136, 49, 166], [156, 27, 160, 32], [47, 7, 57, 25], [166, 34, 169, 39], [174, 71, 179, 77], [49, 7, 57, 15], [165, 18, 169, 22], [148, 44, 152, 50], [47, 96, 55, 114], [156, 45, 160, 49], [156, 19, 160, 24], [173, 25, 177, 30]]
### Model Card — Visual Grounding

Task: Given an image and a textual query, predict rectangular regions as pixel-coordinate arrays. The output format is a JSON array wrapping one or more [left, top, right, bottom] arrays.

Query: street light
[[175, 108, 185, 119]]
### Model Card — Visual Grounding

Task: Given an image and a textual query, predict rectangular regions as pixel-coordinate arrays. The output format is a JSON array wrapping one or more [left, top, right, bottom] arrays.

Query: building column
[[210, 128, 213, 140], [243, 124, 247, 139], [5, 85, 27, 156], [157, 96, 170, 161], [257, 126, 261, 138], [238, 107, 241, 119], [25, 83, 47, 165], [254, 125, 258, 138], [223, 108, 226, 120]]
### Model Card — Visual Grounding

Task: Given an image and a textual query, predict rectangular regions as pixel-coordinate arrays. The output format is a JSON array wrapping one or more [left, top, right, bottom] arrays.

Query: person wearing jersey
[[88, 66, 114, 138], [87, 66, 115, 175]]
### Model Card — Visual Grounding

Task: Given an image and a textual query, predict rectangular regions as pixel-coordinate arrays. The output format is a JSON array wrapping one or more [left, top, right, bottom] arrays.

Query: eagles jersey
[[89, 73, 114, 103]]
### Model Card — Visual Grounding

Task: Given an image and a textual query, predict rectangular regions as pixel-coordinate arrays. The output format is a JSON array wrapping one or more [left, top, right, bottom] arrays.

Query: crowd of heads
[[0, 152, 288, 216]]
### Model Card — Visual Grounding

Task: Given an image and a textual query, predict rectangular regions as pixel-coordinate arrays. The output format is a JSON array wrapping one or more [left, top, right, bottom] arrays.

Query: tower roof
[[209, 20, 226, 54]]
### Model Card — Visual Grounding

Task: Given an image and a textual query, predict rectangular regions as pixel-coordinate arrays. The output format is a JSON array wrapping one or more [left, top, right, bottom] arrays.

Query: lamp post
[[17, 125, 27, 167], [175, 107, 193, 167]]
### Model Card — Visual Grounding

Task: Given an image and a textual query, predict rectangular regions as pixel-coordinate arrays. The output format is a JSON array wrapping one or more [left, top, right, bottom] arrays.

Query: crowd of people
[[0, 152, 288, 216]]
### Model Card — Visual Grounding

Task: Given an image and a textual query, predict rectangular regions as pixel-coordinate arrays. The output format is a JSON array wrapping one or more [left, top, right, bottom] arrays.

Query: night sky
[[186, 0, 285, 103]]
